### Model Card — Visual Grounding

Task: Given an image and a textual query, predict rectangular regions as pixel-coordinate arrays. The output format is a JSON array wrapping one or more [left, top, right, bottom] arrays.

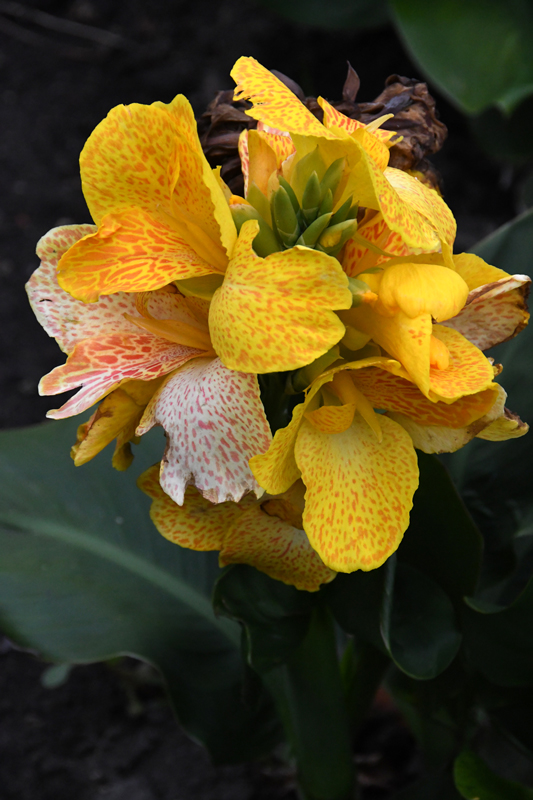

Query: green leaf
[[256, 0, 389, 31], [382, 561, 462, 680], [213, 564, 317, 673], [391, 0, 533, 114], [454, 750, 533, 799], [399, 453, 482, 605], [462, 577, 533, 686], [0, 418, 279, 763]]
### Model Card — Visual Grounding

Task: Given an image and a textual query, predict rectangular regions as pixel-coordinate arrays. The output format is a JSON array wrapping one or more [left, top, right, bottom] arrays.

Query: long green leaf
[[0, 418, 278, 762]]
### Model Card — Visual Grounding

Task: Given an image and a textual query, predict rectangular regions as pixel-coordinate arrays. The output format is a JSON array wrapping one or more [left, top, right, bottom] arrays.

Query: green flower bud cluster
[[231, 156, 359, 259]]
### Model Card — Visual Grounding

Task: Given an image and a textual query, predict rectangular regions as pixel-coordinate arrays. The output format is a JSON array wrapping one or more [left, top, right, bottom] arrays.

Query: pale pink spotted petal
[[27, 225, 140, 354], [41, 334, 201, 419], [137, 357, 272, 505], [443, 275, 531, 350]]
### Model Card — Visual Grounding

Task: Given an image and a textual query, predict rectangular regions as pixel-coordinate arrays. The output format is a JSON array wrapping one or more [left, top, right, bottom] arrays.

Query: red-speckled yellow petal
[[318, 98, 390, 170], [247, 130, 278, 194], [341, 305, 433, 397], [238, 130, 250, 195], [136, 357, 271, 505], [56, 207, 216, 303], [220, 504, 336, 591], [384, 167, 456, 251], [352, 367, 499, 428], [71, 378, 162, 467], [40, 334, 202, 419], [429, 325, 495, 401], [342, 214, 412, 277], [305, 402, 356, 434], [477, 407, 529, 441], [452, 253, 509, 290], [231, 57, 335, 138], [443, 275, 530, 350], [209, 220, 352, 373], [249, 401, 306, 495], [258, 130, 296, 168], [138, 465, 252, 550], [295, 413, 418, 572]]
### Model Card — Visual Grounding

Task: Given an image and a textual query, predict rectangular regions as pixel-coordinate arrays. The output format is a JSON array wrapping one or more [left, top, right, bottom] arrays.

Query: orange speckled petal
[[238, 130, 250, 195], [341, 305, 433, 397], [305, 402, 356, 434], [342, 214, 412, 277], [161, 94, 237, 260], [317, 98, 390, 170], [384, 167, 456, 251], [220, 504, 336, 591], [27, 224, 140, 354], [258, 130, 296, 168], [209, 220, 352, 373], [249, 402, 306, 495], [57, 207, 215, 304], [138, 465, 250, 550], [81, 100, 181, 225], [352, 367, 499, 428], [429, 325, 495, 402], [247, 130, 278, 194], [231, 57, 335, 138], [136, 357, 271, 505], [295, 413, 419, 572], [71, 384, 153, 466], [452, 252, 509, 290], [443, 275, 531, 350], [40, 333, 202, 419]]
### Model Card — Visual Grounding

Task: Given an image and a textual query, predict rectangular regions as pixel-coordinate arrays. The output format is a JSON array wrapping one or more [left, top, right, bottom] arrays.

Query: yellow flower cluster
[[27, 57, 530, 591]]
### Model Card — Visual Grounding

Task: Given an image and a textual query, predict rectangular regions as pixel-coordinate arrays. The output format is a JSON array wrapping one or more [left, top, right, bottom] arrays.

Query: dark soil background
[[0, 0, 523, 797]]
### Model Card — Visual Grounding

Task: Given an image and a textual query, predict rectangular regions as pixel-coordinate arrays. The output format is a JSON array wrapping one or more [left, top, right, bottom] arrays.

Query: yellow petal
[[249, 401, 306, 494], [295, 414, 419, 572], [305, 402, 356, 434], [352, 367, 499, 428], [477, 407, 529, 441], [137, 466, 250, 550], [209, 220, 352, 373], [231, 57, 334, 138], [452, 252, 509, 290], [429, 325, 495, 401], [220, 504, 336, 592], [318, 97, 391, 170], [342, 213, 413, 277], [57, 207, 215, 303], [378, 262, 469, 321], [246, 130, 278, 195], [443, 274, 530, 350]]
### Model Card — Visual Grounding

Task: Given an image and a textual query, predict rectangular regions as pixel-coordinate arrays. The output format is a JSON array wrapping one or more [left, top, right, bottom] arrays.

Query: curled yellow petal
[[378, 262, 469, 321]]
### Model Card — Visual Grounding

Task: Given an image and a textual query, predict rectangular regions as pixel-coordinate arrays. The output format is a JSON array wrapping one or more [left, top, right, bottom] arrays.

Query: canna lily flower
[[27, 55, 530, 590]]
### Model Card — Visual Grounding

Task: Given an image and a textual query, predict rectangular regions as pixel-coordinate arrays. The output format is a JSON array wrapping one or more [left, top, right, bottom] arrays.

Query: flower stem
[[263, 605, 356, 800]]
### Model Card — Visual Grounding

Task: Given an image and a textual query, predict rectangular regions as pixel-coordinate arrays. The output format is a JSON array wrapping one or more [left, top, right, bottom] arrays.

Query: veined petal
[[378, 262, 469, 321], [305, 403, 356, 434], [352, 367, 499, 428], [160, 94, 237, 260], [220, 503, 336, 592], [384, 167, 456, 253], [27, 225, 140, 353], [209, 220, 352, 373], [57, 207, 216, 303], [231, 56, 334, 138], [257, 130, 296, 168], [429, 325, 495, 401], [295, 414, 419, 572], [443, 274, 530, 350], [247, 130, 278, 194], [318, 97, 390, 170], [71, 378, 162, 467], [40, 334, 201, 419], [138, 465, 249, 550], [136, 357, 271, 505], [342, 213, 412, 277]]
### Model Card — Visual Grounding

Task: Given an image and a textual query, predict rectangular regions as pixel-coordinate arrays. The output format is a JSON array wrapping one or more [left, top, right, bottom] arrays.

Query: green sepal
[[317, 218, 358, 254], [347, 276, 372, 306], [319, 156, 345, 201], [318, 188, 333, 216], [278, 176, 300, 213], [175, 273, 224, 301], [231, 204, 281, 257], [271, 186, 300, 248], [329, 197, 353, 226], [296, 212, 332, 248], [247, 180, 272, 226], [286, 345, 340, 394], [301, 171, 322, 224]]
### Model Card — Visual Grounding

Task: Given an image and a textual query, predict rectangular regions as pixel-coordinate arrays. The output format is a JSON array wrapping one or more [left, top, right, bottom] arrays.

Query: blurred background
[[1, 1, 532, 797]]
